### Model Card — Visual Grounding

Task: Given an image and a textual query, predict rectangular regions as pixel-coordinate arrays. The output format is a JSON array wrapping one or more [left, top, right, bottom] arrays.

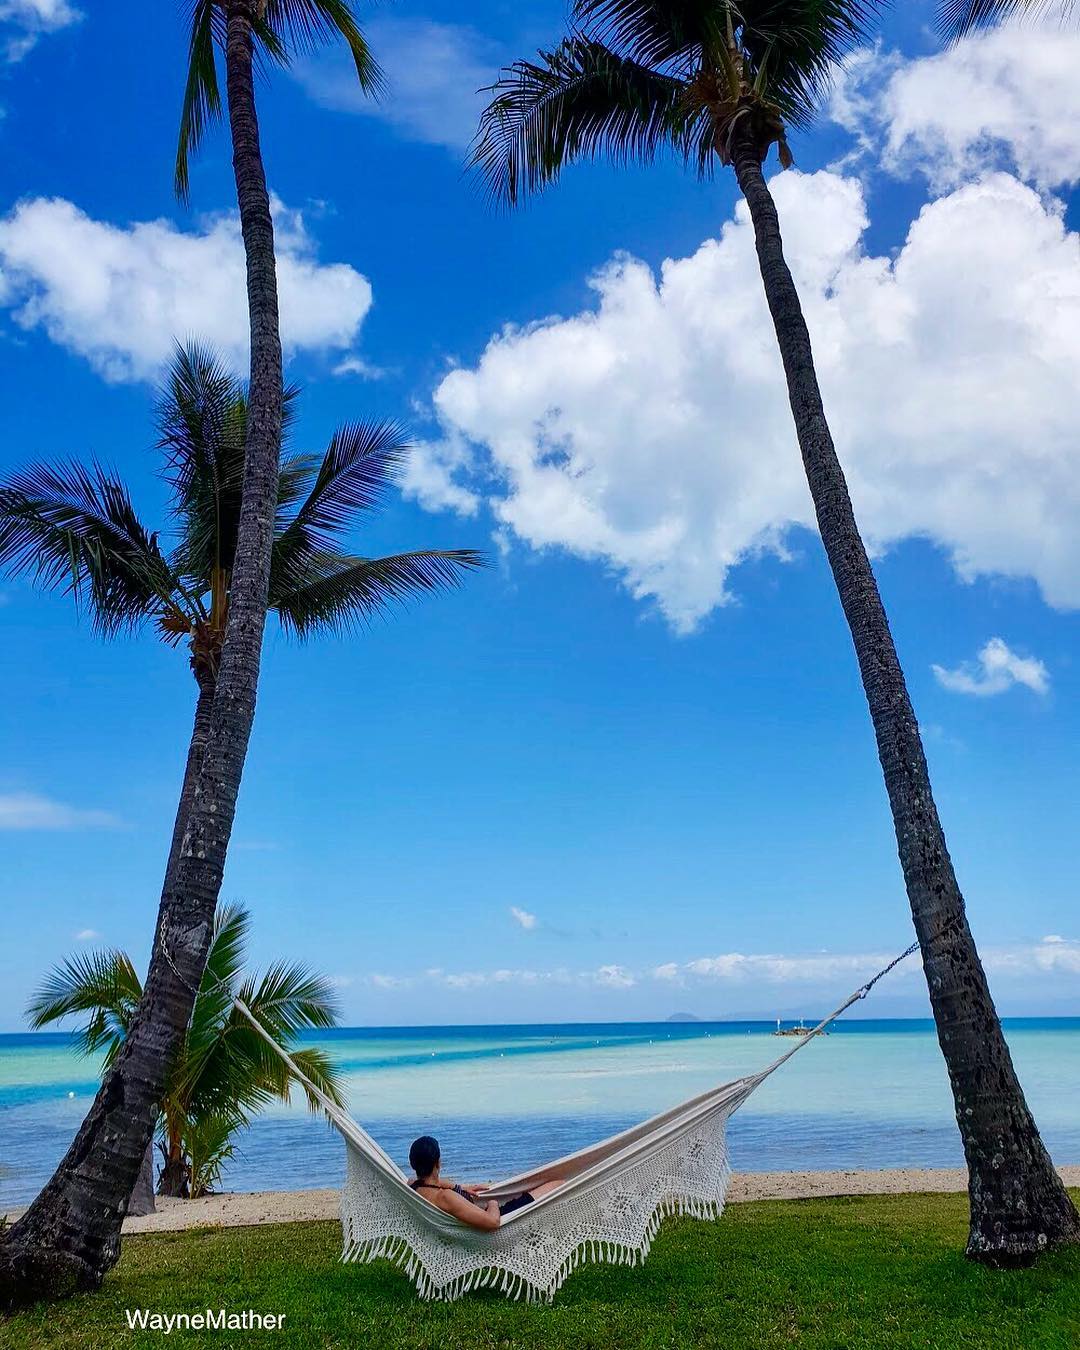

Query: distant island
[[666, 1012, 702, 1023]]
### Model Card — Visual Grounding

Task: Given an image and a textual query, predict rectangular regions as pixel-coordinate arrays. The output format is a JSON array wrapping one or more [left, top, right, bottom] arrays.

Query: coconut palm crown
[[0, 342, 484, 689], [473, 0, 883, 200], [176, 0, 382, 199]]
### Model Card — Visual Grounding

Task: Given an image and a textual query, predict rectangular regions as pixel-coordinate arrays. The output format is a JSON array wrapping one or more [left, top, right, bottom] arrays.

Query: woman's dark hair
[[409, 1135, 440, 1178]]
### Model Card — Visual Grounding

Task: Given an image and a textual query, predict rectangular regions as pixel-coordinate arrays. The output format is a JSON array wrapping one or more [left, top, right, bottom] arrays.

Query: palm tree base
[[968, 1179, 1080, 1267], [0, 1235, 103, 1312]]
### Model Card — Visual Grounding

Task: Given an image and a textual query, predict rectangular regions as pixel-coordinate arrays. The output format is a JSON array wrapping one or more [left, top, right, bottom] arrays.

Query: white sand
[[8, 1167, 1078, 1235]]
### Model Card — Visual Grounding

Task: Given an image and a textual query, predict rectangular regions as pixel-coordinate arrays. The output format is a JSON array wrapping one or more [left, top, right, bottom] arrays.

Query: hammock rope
[[217, 940, 921, 1303]]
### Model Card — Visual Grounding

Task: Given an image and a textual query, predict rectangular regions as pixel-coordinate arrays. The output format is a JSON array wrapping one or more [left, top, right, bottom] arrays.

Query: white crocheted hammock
[[234, 949, 913, 1303]]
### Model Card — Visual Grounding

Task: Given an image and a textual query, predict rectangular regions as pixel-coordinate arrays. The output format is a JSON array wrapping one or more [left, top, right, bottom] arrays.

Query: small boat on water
[[773, 1017, 827, 1037]]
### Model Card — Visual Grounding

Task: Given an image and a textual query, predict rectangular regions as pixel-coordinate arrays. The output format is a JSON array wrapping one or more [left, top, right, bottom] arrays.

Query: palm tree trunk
[[157, 1128, 190, 1200], [0, 1, 284, 1307], [125, 1139, 156, 1219], [164, 668, 216, 876], [729, 128, 1078, 1264]]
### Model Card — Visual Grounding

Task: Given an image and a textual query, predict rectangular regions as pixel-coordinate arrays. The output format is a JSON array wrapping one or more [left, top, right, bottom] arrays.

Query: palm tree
[[0, 342, 479, 1311], [0, 342, 484, 879], [27, 906, 344, 1200], [473, 0, 1078, 1264]]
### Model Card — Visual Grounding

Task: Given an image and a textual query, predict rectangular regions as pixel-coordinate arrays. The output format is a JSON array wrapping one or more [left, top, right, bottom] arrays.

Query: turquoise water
[[2, 1019, 1078, 1208]]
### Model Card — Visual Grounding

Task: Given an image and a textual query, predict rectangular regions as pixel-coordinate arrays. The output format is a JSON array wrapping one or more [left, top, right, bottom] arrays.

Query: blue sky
[[1, 2, 1078, 1028]]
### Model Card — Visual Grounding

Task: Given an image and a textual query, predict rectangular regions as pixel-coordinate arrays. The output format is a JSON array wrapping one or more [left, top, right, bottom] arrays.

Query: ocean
[[2, 1018, 1078, 1210]]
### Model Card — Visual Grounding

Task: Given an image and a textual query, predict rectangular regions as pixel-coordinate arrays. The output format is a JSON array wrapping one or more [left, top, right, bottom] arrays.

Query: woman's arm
[[441, 1188, 501, 1231]]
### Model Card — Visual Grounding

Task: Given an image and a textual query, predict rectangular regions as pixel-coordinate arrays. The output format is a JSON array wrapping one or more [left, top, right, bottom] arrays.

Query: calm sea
[[2, 1018, 1078, 1210]]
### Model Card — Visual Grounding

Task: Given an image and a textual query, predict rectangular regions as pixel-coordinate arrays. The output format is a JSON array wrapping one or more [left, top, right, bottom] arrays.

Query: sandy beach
[[7, 1167, 1078, 1236]]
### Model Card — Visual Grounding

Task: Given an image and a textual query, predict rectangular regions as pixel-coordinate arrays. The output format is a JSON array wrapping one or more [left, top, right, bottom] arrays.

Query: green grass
[[4, 1194, 1080, 1348]]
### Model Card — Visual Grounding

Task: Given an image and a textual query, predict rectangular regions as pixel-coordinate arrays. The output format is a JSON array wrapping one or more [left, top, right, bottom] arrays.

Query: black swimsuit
[[410, 1179, 535, 1217]]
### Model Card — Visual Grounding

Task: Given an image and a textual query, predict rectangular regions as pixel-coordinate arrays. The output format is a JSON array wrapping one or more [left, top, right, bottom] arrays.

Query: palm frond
[[0, 461, 176, 636], [26, 949, 143, 1067], [733, 0, 885, 126], [273, 548, 486, 637], [157, 341, 246, 593], [937, 0, 1053, 38], [175, 0, 226, 201], [277, 420, 412, 548], [283, 1045, 346, 1113], [572, 0, 717, 67], [473, 37, 692, 204], [182, 1108, 247, 1197], [257, 0, 384, 94], [237, 962, 342, 1039]]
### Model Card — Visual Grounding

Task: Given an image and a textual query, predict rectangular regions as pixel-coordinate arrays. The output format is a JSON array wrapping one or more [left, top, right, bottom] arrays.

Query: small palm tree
[[473, 0, 1078, 1263], [27, 906, 343, 1200], [0, 342, 483, 872]]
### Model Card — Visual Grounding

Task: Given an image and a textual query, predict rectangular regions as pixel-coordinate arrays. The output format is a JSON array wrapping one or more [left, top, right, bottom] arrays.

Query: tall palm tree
[[0, 3, 383, 1303], [0, 343, 483, 880], [473, 0, 1078, 1264], [0, 341, 477, 1324], [28, 906, 344, 1201]]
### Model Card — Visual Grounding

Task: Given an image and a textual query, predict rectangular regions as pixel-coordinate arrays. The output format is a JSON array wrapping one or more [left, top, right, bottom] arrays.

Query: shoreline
[[7, 1166, 1079, 1235]]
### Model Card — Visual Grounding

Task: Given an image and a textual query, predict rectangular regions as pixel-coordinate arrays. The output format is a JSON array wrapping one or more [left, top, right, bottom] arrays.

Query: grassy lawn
[[4, 1193, 1079, 1349]]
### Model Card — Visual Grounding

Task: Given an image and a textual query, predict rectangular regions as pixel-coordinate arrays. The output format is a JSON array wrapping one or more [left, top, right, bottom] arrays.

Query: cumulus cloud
[[657, 950, 917, 987], [932, 637, 1050, 697], [0, 0, 79, 62], [293, 18, 500, 151], [831, 22, 1080, 191], [400, 437, 481, 518], [0, 792, 120, 830], [509, 906, 537, 931], [74, 928, 101, 941], [416, 169, 1080, 631], [0, 196, 373, 381]]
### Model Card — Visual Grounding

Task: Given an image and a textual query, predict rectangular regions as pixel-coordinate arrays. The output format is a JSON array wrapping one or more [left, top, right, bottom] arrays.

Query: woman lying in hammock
[[408, 1135, 562, 1230]]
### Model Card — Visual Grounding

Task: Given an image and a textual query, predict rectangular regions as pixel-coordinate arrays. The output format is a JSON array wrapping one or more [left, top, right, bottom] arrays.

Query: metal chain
[[856, 940, 921, 999]]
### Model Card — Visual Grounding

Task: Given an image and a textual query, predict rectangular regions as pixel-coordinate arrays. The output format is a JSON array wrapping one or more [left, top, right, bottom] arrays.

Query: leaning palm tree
[[473, 0, 1078, 1263], [0, 343, 483, 878], [0, 353, 479, 1304], [28, 905, 344, 1201]]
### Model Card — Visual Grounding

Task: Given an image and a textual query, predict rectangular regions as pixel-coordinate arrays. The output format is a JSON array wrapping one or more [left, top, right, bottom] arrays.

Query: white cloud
[[293, 18, 500, 151], [984, 936, 1080, 977], [368, 972, 411, 990], [831, 21, 1080, 191], [361, 939, 1080, 996], [332, 354, 386, 380], [594, 964, 635, 989], [0, 791, 120, 830], [933, 637, 1050, 697], [400, 437, 481, 518], [670, 951, 913, 986], [419, 169, 1080, 631], [74, 928, 101, 941], [0, 0, 80, 63], [0, 196, 373, 382], [509, 905, 537, 931]]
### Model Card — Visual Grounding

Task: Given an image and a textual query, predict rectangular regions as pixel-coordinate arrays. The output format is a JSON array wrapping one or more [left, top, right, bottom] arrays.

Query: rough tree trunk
[[157, 1130, 190, 1201], [730, 127, 1079, 1264], [164, 669, 216, 876], [0, 1, 284, 1308], [125, 1140, 156, 1219]]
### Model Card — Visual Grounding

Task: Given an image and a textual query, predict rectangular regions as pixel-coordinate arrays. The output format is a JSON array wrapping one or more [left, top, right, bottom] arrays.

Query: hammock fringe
[[341, 1163, 732, 1303]]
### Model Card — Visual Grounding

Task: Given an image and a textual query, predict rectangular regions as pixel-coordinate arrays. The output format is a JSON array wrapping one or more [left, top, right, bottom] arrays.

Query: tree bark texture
[[729, 126, 1078, 1264]]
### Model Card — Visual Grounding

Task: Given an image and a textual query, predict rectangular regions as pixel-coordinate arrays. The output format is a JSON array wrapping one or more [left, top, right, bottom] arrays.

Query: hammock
[[233, 945, 915, 1303]]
